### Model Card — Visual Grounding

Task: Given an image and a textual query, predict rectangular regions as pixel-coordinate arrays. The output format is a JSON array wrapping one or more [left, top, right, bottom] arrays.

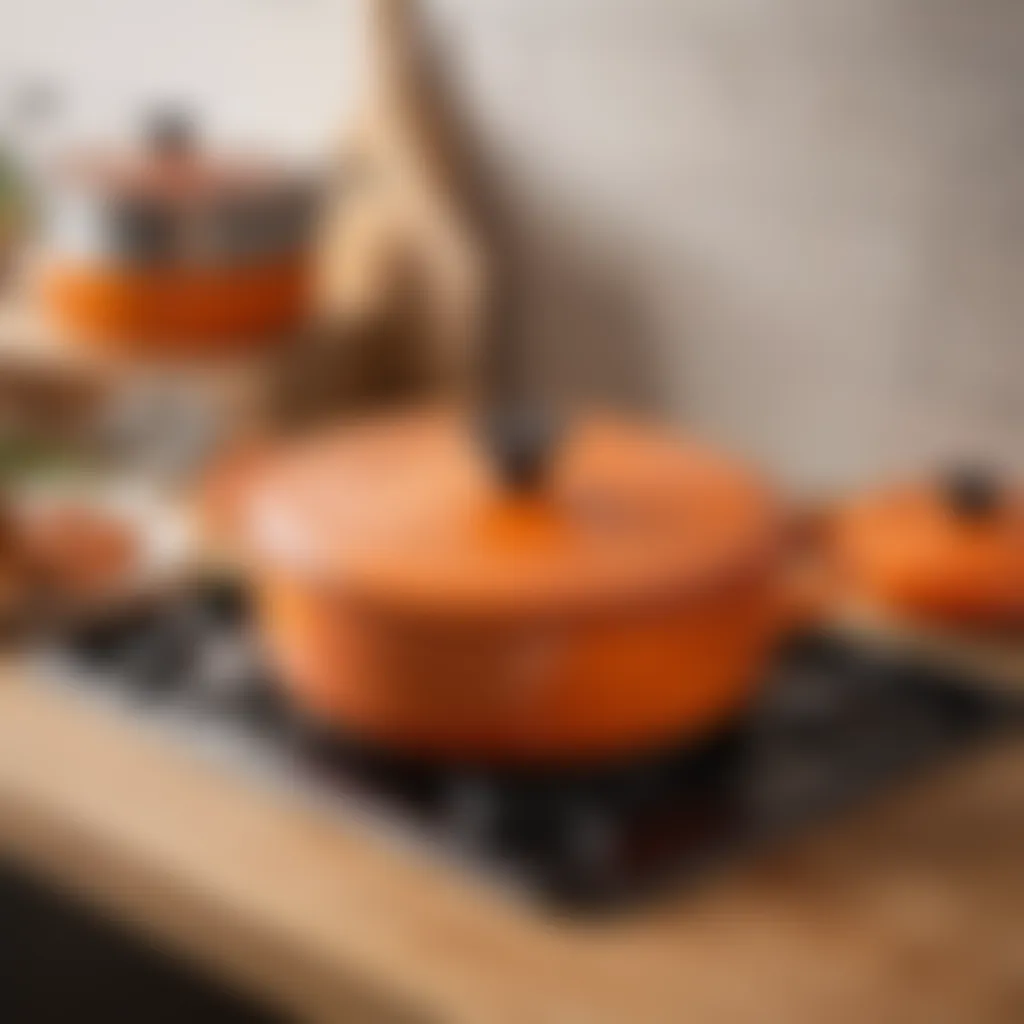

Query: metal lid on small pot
[[55, 109, 302, 203], [242, 409, 783, 618], [47, 110, 316, 267]]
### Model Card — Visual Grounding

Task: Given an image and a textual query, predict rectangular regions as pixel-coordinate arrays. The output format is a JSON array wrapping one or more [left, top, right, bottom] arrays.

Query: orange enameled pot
[[42, 257, 309, 353], [39, 111, 315, 353], [237, 410, 798, 763], [831, 469, 1024, 632]]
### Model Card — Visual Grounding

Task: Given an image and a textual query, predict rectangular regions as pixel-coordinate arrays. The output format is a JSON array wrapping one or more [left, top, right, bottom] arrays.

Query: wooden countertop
[[1, 659, 1022, 1023]]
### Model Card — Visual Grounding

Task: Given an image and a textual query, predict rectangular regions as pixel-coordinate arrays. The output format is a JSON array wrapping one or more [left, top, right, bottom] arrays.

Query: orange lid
[[242, 409, 781, 617], [833, 469, 1024, 628]]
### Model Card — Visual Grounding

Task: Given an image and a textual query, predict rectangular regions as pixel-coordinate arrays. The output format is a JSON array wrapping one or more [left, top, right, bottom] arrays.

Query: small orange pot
[[831, 468, 1024, 631], [235, 409, 800, 764], [39, 110, 316, 355]]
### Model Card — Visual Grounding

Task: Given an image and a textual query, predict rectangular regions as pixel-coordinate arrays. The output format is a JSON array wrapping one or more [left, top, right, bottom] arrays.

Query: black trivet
[[46, 579, 1022, 910]]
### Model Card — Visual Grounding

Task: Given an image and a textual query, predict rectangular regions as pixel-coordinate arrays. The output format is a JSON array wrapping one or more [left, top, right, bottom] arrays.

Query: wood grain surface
[[0, 661, 1021, 1023]]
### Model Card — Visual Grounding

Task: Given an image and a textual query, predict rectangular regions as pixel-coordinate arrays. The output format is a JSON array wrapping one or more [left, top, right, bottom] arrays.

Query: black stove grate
[[46, 580, 1022, 910]]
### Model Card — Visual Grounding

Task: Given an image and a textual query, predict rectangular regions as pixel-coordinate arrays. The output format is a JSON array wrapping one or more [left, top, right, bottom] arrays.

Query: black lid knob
[[145, 107, 196, 157], [481, 406, 560, 493], [941, 465, 1003, 521]]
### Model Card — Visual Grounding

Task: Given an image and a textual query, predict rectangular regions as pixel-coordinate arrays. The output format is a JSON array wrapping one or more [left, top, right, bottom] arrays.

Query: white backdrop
[[4, 0, 1024, 488], [0, 0, 362, 156]]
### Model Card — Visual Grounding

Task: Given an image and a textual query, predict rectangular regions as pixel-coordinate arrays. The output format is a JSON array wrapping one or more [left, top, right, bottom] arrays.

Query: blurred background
[[3, 0, 1023, 486]]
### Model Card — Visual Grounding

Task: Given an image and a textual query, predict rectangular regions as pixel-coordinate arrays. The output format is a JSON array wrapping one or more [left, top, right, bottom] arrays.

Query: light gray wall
[[432, 0, 1024, 489], [5, 0, 1024, 489]]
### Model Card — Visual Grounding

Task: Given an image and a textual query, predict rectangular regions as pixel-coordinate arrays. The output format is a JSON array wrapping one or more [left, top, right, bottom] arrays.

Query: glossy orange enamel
[[41, 257, 309, 354], [833, 483, 1024, 630], [240, 410, 792, 763], [257, 566, 781, 761]]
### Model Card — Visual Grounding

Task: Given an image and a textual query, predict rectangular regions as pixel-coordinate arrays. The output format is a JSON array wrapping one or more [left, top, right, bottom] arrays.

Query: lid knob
[[144, 107, 196, 157], [941, 465, 1002, 521], [481, 407, 560, 493]]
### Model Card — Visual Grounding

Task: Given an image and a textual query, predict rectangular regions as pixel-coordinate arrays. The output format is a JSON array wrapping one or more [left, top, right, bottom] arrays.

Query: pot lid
[[56, 110, 302, 203], [833, 467, 1024, 625], [243, 409, 781, 617]]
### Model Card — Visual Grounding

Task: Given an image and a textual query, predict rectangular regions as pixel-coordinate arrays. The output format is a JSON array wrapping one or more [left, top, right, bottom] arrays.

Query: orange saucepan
[[39, 110, 316, 355], [831, 467, 1024, 632], [230, 408, 806, 764]]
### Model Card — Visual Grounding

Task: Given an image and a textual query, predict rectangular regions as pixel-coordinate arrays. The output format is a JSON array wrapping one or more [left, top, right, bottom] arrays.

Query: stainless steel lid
[[45, 111, 317, 266]]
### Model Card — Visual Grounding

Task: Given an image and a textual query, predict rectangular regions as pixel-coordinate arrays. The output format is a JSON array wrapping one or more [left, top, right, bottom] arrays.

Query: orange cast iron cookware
[[237, 407, 801, 764], [831, 467, 1024, 632], [39, 110, 315, 354]]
